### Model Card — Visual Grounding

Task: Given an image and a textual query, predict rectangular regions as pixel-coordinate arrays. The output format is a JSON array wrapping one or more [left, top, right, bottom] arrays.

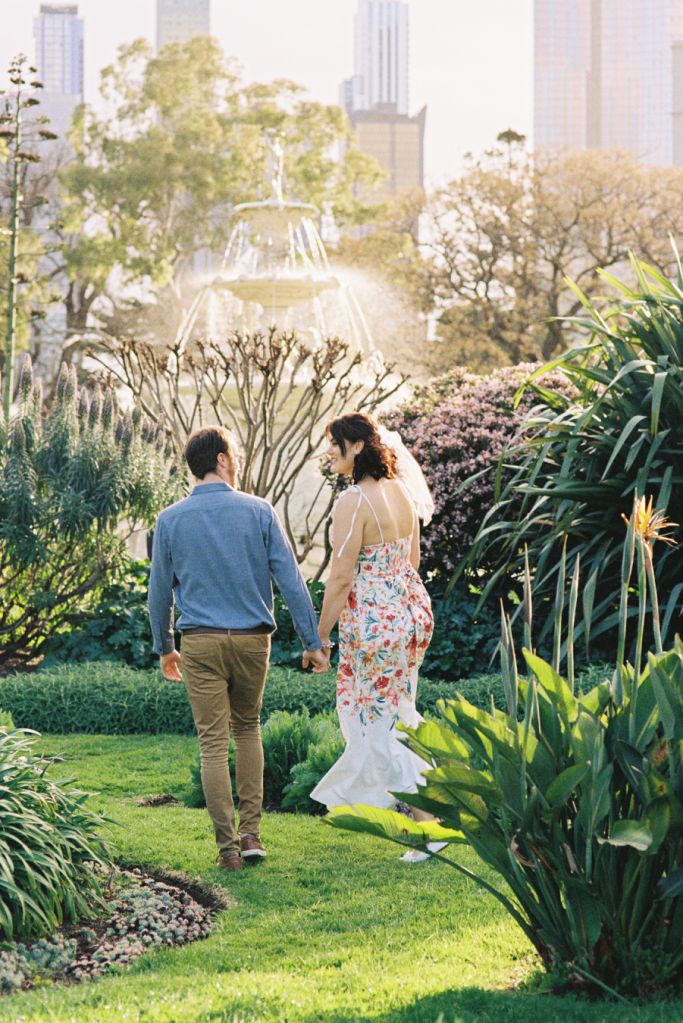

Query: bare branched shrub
[[89, 328, 405, 568]]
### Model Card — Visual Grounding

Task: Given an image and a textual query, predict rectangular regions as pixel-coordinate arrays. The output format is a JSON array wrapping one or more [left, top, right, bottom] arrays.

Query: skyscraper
[[33, 3, 84, 140], [340, 1, 422, 196], [156, 0, 211, 52], [340, 0, 409, 116], [350, 103, 426, 197], [534, 0, 683, 165], [674, 39, 683, 164], [533, 0, 592, 151]]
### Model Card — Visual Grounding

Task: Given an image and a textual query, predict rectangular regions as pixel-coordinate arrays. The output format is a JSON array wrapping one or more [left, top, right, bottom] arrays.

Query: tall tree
[[351, 138, 683, 371]]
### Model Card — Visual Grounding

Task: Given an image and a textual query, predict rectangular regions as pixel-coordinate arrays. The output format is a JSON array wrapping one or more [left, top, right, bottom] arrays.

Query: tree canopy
[[348, 137, 683, 371]]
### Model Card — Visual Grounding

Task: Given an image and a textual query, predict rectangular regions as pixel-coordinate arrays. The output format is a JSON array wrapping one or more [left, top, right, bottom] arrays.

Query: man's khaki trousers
[[181, 632, 270, 858]]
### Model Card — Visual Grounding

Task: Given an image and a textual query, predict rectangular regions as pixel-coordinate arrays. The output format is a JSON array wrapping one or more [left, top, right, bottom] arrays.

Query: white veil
[[377, 424, 435, 525]]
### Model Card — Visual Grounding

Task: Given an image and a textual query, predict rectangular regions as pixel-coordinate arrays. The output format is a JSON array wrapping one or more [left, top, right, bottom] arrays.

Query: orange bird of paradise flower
[[622, 495, 678, 551]]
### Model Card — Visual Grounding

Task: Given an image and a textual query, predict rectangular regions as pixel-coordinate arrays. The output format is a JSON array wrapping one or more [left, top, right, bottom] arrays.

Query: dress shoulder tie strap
[[336, 485, 385, 558], [358, 489, 385, 543]]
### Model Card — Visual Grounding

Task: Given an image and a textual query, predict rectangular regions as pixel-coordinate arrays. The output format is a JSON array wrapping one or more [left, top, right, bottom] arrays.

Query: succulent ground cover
[[0, 867, 221, 993]]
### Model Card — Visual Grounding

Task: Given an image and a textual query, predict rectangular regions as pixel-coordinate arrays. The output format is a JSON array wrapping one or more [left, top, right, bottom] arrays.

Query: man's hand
[[160, 649, 183, 681], [302, 647, 330, 674]]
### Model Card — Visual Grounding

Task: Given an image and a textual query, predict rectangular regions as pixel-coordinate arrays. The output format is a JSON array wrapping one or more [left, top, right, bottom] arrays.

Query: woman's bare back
[[354, 477, 415, 545]]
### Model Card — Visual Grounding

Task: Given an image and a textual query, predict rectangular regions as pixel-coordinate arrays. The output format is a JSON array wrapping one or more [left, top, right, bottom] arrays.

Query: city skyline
[[534, 0, 683, 165], [0, 0, 534, 187]]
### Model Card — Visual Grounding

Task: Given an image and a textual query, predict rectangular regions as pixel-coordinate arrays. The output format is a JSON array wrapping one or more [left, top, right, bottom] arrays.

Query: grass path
[[2, 735, 682, 1023]]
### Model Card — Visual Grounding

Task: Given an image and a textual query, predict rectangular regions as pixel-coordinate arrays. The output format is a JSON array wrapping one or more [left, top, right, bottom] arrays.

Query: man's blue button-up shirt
[[148, 483, 322, 655]]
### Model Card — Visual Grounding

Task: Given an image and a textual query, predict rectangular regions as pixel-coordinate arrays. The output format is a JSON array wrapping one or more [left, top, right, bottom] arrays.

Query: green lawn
[[2, 734, 682, 1023]]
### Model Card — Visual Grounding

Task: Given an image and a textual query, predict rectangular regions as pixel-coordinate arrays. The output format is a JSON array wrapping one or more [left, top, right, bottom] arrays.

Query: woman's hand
[[302, 647, 331, 673]]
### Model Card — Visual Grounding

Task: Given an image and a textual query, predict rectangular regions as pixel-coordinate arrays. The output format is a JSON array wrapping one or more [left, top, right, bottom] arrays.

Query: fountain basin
[[212, 274, 340, 308], [231, 201, 319, 234]]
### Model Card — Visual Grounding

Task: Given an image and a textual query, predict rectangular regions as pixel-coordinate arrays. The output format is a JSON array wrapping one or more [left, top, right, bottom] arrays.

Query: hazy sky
[[1, 0, 534, 186]]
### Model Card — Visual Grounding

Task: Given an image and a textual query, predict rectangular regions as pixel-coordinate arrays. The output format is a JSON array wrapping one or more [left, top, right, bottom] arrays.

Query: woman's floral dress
[[311, 488, 434, 810]]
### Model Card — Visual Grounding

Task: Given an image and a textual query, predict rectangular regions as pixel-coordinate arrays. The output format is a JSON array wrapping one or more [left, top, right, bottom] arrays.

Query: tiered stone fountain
[[175, 135, 374, 352]]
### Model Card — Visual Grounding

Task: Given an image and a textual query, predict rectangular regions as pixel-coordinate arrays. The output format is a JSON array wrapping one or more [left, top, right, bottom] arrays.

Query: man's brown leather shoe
[[240, 834, 266, 862], [218, 853, 243, 871]]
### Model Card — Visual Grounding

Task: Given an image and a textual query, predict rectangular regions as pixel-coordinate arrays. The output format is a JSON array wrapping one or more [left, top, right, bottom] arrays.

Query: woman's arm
[[410, 513, 420, 571], [318, 492, 364, 642]]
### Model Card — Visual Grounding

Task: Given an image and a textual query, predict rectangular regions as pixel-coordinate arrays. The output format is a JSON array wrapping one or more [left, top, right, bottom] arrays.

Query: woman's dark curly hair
[[327, 412, 398, 483]]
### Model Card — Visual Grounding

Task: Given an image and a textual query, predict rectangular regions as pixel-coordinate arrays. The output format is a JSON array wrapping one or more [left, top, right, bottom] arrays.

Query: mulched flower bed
[[0, 866, 232, 993]]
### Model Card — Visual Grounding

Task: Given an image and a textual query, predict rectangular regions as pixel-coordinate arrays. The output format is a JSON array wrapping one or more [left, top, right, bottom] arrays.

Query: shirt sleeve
[[266, 508, 322, 651], [147, 517, 176, 655]]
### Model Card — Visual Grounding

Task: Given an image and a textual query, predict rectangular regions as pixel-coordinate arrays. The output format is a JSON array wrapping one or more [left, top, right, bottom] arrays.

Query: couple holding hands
[[148, 413, 438, 871]]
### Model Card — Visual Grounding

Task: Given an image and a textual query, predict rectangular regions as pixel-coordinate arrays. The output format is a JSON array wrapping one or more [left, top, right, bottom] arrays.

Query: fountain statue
[[175, 133, 374, 352]]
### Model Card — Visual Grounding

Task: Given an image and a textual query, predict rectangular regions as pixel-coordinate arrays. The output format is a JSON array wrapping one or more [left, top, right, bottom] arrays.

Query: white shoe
[[399, 842, 448, 863], [400, 848, 430, 863]]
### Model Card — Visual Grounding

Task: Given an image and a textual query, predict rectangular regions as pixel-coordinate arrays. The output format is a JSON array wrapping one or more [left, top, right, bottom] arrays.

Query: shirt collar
[[191, 483, 234, 496]]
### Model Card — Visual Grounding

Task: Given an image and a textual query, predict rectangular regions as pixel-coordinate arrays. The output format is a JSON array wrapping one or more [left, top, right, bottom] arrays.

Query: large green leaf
[[523, 650, 579, 724], [614, 742, 648, 802], [579, 681, 611, 717], [643, 799, 671, 856], [565, 884, 603, 952], [599, 819, 653, 852], [399, 718, 470, 763], [324, 804, 465, 848], [647, 657, 677, 740], [545, 762, 590, 809], [657, 867, 683, 899], [390, 788, 463, 826], [423, 778, 490, 824], [518, 678, 562, 760], [569, 709, 604, 764], [440, 697, 516, 762]]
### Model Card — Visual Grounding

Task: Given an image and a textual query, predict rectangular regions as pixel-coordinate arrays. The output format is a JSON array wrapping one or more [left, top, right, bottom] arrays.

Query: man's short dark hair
[[184, 426, 238, 480]]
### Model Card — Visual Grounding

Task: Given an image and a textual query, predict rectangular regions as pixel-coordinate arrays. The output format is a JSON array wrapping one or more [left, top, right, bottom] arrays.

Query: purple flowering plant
[[383, 364, 573, 584]]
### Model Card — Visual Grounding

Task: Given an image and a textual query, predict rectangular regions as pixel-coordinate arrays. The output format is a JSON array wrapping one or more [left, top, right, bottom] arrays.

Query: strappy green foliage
[[326, 502, 683, 998], [0, 359, 180, 664], [461, 254, 683, 653], [0, 729, 109, 940]]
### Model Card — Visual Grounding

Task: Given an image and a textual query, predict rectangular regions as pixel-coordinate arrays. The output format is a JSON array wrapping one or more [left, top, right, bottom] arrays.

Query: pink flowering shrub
[[383, 364, 573, 584]]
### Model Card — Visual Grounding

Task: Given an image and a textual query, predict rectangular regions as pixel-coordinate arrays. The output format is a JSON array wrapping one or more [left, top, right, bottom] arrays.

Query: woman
[[310, 412, 442, 862]]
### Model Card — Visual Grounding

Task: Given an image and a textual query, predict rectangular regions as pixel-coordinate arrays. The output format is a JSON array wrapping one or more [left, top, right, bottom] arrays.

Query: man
[[148, 425, 329, 872]]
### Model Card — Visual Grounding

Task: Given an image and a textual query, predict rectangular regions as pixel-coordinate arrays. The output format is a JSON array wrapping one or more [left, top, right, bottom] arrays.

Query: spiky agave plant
[[325, 495, 683, 999]]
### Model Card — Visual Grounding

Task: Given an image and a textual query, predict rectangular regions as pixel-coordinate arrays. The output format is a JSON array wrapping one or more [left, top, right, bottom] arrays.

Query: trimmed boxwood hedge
[[0, 662, 507, 735], [0, 663, 194, 735], [0, 660, 611, 735]]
